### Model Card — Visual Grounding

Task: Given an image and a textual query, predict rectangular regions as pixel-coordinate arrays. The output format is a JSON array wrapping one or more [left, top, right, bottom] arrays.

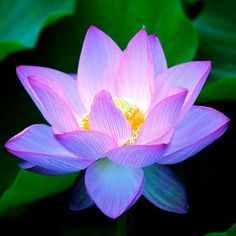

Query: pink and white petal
[[151, 61, 211, 117], [77, 26, 122, 108], [158, 106, 230, 164], [5, 124, 90, 173], [144, 164, 188, 213], [55, 130, 117, 162], [136, 88, 188, 144], [117, 29, 154, 111], [90, 90, 132, 145], [29, 77, 80, 133], [148, 34, 167, 77], [106, 144, 167, 168], [85, 158, 144, 219], [16, 66, 86, 117]]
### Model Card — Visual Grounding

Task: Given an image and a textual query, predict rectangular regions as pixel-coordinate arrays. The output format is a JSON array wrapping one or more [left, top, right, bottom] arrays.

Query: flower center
[[80, 99, 146, 144]]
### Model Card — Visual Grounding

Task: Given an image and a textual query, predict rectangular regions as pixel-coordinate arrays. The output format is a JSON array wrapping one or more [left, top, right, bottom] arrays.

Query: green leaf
[[195, 0, 236, 100], [34, 0, 197, 71], [205, 223, 236, 236], [0, 170, 77, 214], [0, 0, 77, 61]]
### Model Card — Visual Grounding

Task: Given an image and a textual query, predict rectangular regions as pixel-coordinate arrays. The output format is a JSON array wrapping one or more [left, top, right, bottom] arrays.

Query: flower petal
[[150, 61, 211, 117], [117, 29, 154, 110], [85, 159, 144, 219], [16, 66, 86, 117], [158, 106, 230, 164], [106, 144, 167, 168], [55, 130, 117, 162], [29, 76, 80, 132], [77, 26, 122, 108], [148, 34, 167, 77], [90, 90, 132, 145], [5, 124, 90, 173], [136, 88, 188, 144], [70, 174, 94, 211], [144, 164, 188, 213]]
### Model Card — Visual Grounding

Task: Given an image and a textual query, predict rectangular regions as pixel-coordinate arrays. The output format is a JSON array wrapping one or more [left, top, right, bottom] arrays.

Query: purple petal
[[5, 124, 90, 173], [77, 26, 122, 108], [55, 130, 117, 162], [29, 77, 80, 133], [106, 144, 167, 168], [148, 34, 167, 77], [90, 90, 132, 145], [117, 29, 154, 111], [144, 164, 188, 213], [136, 88, 188, 144], [85, 158, 144, 219], [16, 66, 86, 117], [158, 106, 230, 164], [150, 61, 211, 117], [70, 174, 94, 211]]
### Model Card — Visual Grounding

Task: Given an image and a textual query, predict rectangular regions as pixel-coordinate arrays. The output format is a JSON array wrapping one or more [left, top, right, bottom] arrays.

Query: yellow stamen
[[81, 114, 90, 130]]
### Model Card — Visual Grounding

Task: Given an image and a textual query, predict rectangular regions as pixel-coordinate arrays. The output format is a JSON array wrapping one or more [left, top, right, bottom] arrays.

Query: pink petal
[[116, 29, 154, 111], [55, 130, 117, 162], [90, 90, 132, 145], [16, 66, 86, 117], [150, 61, 211, 117], [77, 26, 122, 108], [158, 106, 230, 164], [85, 158, 144, 219], [148, 34, 168, 77], [136, 88, 188, 144]]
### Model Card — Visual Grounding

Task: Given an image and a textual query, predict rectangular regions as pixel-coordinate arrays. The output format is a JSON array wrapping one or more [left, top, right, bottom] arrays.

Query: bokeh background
[[0, 0, 235, 235]]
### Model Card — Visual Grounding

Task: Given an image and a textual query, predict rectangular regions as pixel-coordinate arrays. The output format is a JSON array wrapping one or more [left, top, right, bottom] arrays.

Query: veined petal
[[85, 159, 144, 219], [5, 125, 90, 173], [151, 61, 211, 117], [106, 144, 167, 168], [16, 66, 86, 117], [117, 29, 154, 111], [29, 77, 80, 133], [144, 164, 188, 213], [136, 88, 188, 144], [90, 90, 132, 145], [77, 26, 122, 108], [55, 130, 117, 162], [158, 106, 230, 164], [148, 34, 167, 77]]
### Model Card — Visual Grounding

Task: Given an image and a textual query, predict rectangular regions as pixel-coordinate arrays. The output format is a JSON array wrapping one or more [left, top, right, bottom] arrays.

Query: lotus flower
[[5, 26, 229, 219]]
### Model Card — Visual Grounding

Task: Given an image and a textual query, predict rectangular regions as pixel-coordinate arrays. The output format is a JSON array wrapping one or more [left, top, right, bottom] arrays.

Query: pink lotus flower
[[5, 26, 229, 219]]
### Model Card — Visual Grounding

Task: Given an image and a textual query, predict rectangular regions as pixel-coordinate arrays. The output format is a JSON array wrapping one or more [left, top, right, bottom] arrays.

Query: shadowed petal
[[144, 164, 188, 213], [90, 90, 132, 145], [85, 159, 144, 219], [5, 124, 90, 173], [158, 106, 230, 164], [77, 26, 122, 108], [55, 130, 117, 162]]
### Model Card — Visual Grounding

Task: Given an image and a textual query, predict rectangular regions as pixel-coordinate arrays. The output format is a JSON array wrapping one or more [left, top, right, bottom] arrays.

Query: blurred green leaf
[[0, 170, 77, 214], [205, 223, 236, 236], [0, 0, 77, 61], [195, 0, 236, 100]]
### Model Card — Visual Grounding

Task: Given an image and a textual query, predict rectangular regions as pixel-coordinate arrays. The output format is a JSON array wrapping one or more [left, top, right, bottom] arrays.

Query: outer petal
[[55, 130, 117, 162], [150, 61, 211, 117], [29, 77, 80, 133], [158, 106, 230, 164], [16, 66, 86, 116], [77, 26, 122, 108], [106, 144, 167, 168], [117, 29, 154, 110], [90, 90, 132, 145], [148, 34, 168, 77], [5, 124, 90, 173], [136, 88, 188, 144], [144, 164, 188, 213], [85, 159, 144, 219]]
